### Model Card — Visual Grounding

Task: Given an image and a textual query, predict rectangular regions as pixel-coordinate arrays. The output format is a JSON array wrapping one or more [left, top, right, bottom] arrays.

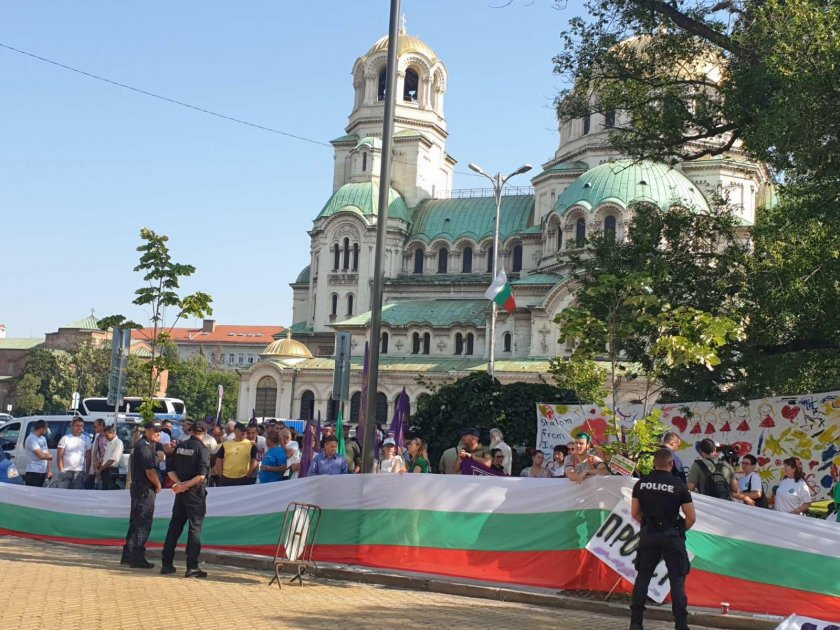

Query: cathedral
[[236, 25, 772, 424]]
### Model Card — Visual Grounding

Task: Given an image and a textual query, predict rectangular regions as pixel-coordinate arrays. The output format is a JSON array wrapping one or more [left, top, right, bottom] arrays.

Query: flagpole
[[467, 162, 532, 378]]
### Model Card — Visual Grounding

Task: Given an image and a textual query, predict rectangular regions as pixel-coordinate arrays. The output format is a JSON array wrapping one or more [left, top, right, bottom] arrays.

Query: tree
[[410, 373, 577, 471], [10, 374, 45, 416], [548, 357, 608, 405], [67, 340, 110, 400], [98, 228, 212, 421], [166, 355, 238, 420]]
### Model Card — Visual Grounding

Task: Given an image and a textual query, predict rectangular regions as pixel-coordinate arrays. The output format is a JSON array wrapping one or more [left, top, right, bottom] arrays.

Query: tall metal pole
[[468, 162, 533, 380], [362, 0, 401, 474]]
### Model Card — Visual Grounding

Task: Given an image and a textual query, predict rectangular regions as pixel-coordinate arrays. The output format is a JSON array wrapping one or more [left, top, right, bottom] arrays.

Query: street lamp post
[[467, 162, 532, 378]]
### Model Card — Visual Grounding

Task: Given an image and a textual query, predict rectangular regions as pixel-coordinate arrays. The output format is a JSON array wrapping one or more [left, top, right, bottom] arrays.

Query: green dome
[[295, 265, 310, 283], [356, 136, 382, 150], [553, 159, 709, 215], [316, 181, 411, 222]]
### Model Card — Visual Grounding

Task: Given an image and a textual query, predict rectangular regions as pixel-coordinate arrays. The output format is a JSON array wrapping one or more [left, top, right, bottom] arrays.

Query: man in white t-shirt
[[56, 417, 91, 489], [96, 424, 124, 490], [158, 420, 175, 479], [24, 419, 53, 487]]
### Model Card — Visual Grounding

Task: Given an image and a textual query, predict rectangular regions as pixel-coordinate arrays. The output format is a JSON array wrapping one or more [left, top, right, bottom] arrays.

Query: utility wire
[[0, 41, 489, 178]]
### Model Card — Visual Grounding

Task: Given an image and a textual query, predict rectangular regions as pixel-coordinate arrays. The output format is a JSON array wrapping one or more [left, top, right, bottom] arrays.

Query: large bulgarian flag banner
[[1, 476, 838, 620], [484, 270, 516, 314]]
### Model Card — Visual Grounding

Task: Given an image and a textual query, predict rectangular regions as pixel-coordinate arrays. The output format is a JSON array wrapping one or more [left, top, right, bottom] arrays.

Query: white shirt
[[25, 433, 49, 473], [102, 435, 124, 469], [377, 457, 403, 474], [738, 471, 762, 493], [202, 434, 220, 455], [286, 453, 300, 479], [158, 431, 171, 471], [774, 477, 812, 514], [57, 433, 91, 472]]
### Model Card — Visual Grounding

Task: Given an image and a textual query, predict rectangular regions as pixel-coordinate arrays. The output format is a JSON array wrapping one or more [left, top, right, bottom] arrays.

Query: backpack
[[700, 460, 732, 500]]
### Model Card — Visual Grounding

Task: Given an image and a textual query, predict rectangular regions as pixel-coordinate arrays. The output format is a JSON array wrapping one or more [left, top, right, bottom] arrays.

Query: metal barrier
[[268, 502, 322, 589]]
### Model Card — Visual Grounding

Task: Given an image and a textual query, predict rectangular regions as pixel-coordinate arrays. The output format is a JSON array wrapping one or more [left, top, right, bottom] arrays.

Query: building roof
[[316, 180, 411, 223], [537, 160, 589, 177], [337, 300, 488, 329], [384, 272, 493, 286], [356, 136, 382, 150], [261, 331, 313, 360], [0, 337, 44, 350], [367, 33, 439, 62], [61, 315, 100, 331], [512, 273, 566, 286], [410, 195, 534, 244], [554, 159, 710, 215], [295, 265, 311, 284], [289, 321, 314, 335], [137, 324, 285, 345], [330, 133, 359, 145], [287, 356, 553, 373]]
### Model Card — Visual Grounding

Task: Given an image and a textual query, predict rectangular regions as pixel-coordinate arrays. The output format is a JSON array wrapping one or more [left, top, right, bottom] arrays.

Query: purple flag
[[315, 411, 322, 452], [299, 418, 316, 478], [460, 457, 505, 476], [389, 387, 409, 448], [357, 341, 370, 453]]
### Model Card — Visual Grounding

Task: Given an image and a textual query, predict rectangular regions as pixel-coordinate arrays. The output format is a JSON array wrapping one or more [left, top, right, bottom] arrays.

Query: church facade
[[236, 27, 772, 424]]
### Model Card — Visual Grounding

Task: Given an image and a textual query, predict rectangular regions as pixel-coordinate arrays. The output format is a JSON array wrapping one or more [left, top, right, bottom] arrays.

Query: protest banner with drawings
[[775, 614, 840, 630], [585, 500, 693, 603]]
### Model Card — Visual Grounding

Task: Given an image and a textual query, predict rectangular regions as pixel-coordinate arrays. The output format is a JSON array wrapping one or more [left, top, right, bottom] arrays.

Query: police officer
[[630, 448, 696, 630], [160, 419, 211, 577], [122, 420, 163, 569]]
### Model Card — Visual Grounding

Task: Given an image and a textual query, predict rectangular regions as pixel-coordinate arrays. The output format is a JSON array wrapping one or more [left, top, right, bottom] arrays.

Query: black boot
[[120, 545, 130, 565], [674, 616, 690, 630], [129, 547, 154, 569]]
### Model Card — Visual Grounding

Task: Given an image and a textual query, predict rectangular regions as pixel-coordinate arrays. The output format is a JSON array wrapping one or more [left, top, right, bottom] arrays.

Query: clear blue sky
[[2, 0, 583, 338]]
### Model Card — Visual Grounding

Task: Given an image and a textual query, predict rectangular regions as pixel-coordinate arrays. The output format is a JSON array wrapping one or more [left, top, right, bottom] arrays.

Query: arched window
[[583, 113, 591, 135], [378, 69, 387, 101], [437, 248, 448, 273], [346, 294, 354, 316], [412, 332, 421, 354], [512, 245, 523, 272], [362, 152, 367, 172], [413, 248, 424, 274], [462, 247, 473, 273], [422, 333, 430, 355], [375, 392, 388, 423], [465, 333, 474, 355], [330, 294, 338, 317], [403, 68, 419, 102], [343, 237, 350, 270], [352, 243, 359, 271], [454, 333, 463, 355], [604, 215, 617, 241], [381, 332, 389, 354], [557, 228, 563, 251], [576, 218, 586, 247], [503, 332, 512, 352], [486, 249, 494, 273], [349, 391, 361, 421], [255, 376, 278, 418], [333, 243, 340, 271], [605, 110, 616, 128], [300, 390, 315, 421]]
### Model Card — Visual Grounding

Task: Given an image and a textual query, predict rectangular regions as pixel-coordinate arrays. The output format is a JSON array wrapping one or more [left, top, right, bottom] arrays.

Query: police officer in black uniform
[[122, 420, 163, 569], [630, 448, 696, 630], [160, 419, 211, 577]]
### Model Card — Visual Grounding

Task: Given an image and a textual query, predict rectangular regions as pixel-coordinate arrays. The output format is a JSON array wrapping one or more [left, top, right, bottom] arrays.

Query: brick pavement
[[0, 536, 718, 629]]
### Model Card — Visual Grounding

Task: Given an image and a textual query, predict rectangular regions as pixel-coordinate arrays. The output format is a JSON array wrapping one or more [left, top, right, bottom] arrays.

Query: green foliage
[[548, 357, 607, 405], [10, 373, 45, 416], [410, 373, 577, 471], [601, 409, 670, 476], [166, 355, 239, 420], [98, 227, 213, 420]]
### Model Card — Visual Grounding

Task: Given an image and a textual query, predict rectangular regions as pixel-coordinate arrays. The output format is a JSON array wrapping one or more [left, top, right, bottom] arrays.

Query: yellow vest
[[222, 439, 253, 479]]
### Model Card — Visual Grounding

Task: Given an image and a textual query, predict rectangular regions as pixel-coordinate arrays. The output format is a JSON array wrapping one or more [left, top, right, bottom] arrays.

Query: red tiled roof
[[137, 324, 285, 345]]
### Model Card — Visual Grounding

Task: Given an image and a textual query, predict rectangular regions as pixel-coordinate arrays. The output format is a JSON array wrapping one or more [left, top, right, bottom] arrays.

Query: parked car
[[0, 413, 13, 429], [0, 447, 23, 484], [0, 415, 141, 480]]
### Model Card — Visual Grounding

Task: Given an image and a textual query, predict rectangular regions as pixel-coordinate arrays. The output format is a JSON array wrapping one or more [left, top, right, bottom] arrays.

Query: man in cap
[[214, 422, 257, 486], [161, 420, 211, 578], [122, 421, 163, 569], [457, 428, 492, 471]]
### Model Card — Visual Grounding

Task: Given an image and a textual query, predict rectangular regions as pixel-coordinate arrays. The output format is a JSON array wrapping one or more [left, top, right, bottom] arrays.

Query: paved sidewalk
[[0, 536, 719, 629]]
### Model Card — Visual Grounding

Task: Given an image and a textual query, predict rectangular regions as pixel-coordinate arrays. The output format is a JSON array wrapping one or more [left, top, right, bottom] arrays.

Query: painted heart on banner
[[781, 405, 800, 421], [758, 456, 771, 466], [810, 460, 820, 470], [672, 416, 688, 432]]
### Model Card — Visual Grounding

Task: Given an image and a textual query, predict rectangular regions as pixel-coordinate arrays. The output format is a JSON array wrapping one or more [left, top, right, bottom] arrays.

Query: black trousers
[[161, 487, 207, 569], [24, 472, 47, 487], [101, 468, 120, 490], [631, 527, 690, 627], [124, 488, 156, 562]]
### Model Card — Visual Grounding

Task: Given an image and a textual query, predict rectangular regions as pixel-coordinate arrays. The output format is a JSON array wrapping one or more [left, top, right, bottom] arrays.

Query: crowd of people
[[20, 416, 827, 517]]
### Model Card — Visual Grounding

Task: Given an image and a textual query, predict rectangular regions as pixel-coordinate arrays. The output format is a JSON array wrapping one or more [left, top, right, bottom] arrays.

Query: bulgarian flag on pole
[[485, 270, 516, 314]]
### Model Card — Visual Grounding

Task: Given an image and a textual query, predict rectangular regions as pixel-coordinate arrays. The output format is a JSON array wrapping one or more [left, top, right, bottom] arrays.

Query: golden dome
[[261, 330, 313, 360], [367, 34, 438, 63]]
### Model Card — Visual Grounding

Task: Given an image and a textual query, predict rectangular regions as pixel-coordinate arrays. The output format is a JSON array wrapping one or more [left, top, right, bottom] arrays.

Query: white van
[[78, 397, 186, 421], [0, 415, 140, 480]]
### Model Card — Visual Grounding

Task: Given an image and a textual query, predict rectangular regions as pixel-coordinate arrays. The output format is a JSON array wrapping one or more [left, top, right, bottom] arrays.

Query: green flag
[[336, 406, 346, 456]]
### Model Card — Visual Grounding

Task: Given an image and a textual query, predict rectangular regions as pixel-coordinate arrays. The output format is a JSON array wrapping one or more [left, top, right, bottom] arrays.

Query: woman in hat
[[377, 437, 405, 474]]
